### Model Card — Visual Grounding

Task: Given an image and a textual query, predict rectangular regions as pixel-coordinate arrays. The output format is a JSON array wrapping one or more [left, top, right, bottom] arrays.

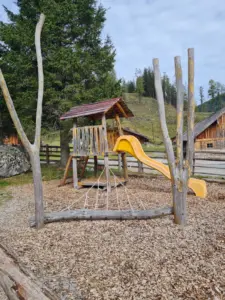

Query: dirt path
[[0, 177, 225, 299]]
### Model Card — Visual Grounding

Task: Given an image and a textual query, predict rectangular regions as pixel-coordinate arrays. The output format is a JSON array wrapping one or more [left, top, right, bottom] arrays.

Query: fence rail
[[40, 145, 225, 178]]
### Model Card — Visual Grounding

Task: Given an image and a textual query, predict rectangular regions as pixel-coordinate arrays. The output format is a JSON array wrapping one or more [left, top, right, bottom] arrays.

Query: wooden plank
[[58, 155, 73, 187], [94, 127, 98, 155], [79, 156, 89, 180], [116, 102, 128, 118], [94, 155, 98, 177], [0, 246, 57, 300], [29, 206, 173, 226], [90, 127, 93, 155]]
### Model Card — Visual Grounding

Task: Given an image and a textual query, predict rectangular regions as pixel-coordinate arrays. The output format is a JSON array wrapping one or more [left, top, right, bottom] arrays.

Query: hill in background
[[196, 94, 225, 113], [120, 93, 211, 144], [42, 93, 211, 147]]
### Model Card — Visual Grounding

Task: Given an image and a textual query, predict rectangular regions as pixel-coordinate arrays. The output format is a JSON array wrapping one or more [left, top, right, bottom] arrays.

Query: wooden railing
[[40, 145, 225, 179], [73, 125, 105, 156]]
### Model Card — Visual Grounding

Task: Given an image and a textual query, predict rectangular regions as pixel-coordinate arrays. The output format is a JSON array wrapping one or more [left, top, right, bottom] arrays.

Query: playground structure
[[59, 97, 206, 199], [31, 48, 207, 227], [60, 97, 134, 190], [114, 135, 207, 198]]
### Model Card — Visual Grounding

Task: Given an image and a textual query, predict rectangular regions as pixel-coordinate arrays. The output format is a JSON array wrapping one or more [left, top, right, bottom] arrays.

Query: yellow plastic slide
[[113, 135, 207, 198]]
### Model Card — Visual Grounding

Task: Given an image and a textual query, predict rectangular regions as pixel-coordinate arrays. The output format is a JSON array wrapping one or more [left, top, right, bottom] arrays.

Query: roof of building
[[183, 107, 225, 141], [122, 127, 150, 142], [60, 97, 134, 120]]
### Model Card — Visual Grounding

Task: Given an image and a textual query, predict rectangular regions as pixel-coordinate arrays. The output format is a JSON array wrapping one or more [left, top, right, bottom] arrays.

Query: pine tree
[[136, 76, 144, 103], [127, 81, 135, 93], [208, 79, 216, 100], [0, 0, 118, 141], [199, 86, 204, 111]]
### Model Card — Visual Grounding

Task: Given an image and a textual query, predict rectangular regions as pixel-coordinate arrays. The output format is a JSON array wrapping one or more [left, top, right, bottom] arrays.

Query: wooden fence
[[40, 145, 225, 178]]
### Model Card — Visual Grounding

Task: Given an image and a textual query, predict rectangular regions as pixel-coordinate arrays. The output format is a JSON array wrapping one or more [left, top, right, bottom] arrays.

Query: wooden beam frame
[[102, 114, 111, 192], [116, 102, 128, 118], [115, 114, 128, 180]]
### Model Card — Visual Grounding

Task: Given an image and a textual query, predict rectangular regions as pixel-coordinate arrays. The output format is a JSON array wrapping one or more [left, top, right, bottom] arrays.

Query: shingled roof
[[183, 107, 225, 141], [122, 127, 149, 142], [60, 97, 134, 120]]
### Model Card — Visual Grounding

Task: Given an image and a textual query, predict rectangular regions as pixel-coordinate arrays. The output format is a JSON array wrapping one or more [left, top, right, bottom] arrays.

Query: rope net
[[58, 168, 147, 213]]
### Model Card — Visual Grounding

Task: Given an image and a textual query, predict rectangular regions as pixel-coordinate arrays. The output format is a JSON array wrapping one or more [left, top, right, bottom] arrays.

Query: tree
[[153, 48, 196, 225], [199, 86, 204, 110], [136, 76, 144, 103], [0, 0, 118, 165], [208, 79, 216, 99], [0, 14, 45, 229], [127, 80, 135, 93]]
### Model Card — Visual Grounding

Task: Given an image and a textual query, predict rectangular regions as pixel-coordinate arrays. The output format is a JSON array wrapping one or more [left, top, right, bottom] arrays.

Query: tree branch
[[34, 13, 45, 149], [152, 58, 176, 180], [0, 70, 31, 153], [174, 56, 184, 171], [186, 48, 195, 176]]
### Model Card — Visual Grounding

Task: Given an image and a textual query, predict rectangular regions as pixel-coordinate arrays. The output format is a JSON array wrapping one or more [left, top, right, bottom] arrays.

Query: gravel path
[[0, 177, 225, 299]]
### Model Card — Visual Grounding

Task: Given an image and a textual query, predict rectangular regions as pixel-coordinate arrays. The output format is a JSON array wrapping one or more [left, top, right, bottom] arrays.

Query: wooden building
[[107, 127, 149, 148], [60, 97, 134, 190], [183, 107, 225, 150], [3, 134, 20, 145]]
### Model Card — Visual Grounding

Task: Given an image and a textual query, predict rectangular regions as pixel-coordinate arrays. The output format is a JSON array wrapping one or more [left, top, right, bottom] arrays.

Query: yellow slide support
[[113, 135, 207, 198]]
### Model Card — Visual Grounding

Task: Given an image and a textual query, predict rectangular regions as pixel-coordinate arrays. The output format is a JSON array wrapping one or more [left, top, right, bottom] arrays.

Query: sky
[[1, 0, 225, 102]]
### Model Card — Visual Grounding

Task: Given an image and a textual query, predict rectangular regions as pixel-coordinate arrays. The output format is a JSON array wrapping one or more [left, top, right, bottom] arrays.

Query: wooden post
[[138, 161, 143, 173], [72, 118, 79, 189], [186, 48, 195, 177], [153, 50, 196, 226], [118, 153, 122, 171], [46, 144, 50, 164], [94, 155, 98, 177], [102, 114, 111, 192], [0, 14, 46, 229], [115, 114, 128, 180]]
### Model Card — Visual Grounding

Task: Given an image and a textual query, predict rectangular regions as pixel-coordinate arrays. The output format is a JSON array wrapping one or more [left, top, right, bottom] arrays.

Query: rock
[[0, 145, 31, 178]]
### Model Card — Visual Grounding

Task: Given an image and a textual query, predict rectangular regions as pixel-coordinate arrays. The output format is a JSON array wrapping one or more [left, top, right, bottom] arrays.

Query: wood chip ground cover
[[0, 177, 224, 299]]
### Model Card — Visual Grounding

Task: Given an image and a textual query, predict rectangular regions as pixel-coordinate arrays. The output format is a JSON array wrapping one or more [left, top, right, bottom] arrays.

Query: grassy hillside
[[196, 94, 225, 112], [42, 93, 211, 147], [120, 93, 211, 144]]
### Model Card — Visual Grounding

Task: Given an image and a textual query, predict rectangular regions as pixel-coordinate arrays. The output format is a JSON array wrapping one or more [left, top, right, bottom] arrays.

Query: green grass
[[0, 165, 66, 188]]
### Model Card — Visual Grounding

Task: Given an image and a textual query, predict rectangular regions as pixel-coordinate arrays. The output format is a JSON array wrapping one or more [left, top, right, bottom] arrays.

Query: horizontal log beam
[[29, 207, 173, 227]]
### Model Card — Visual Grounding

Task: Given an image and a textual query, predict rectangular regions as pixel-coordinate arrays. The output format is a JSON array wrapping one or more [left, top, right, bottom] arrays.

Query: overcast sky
[[1, 0, 225, 103]]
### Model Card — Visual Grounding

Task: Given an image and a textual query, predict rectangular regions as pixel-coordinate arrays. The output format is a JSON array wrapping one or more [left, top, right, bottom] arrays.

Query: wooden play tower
[[60, 98, 134, 191]]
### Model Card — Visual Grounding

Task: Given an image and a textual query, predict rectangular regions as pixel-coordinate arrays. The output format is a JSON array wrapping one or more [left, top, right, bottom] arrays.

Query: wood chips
[[0, 177, 224, 299]]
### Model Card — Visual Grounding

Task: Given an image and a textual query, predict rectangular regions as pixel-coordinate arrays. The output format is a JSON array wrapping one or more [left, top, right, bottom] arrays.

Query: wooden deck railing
[[73, 125, 105, 156]]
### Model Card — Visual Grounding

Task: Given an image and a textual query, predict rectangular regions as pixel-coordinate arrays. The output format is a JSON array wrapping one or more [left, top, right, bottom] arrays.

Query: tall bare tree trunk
[[0, 14, 46, 229], [153, 48, 195, 226], [30, 154, 44, 224], [0, 110, 3, 145]]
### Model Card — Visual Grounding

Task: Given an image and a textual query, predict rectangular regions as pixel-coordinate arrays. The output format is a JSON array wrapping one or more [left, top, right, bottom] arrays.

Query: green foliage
[[126, 80, 135, 93], [197, 80, 225, 112], [123, 67, 177, 108], [0, 0, 120, 139], [208, 79, 217, 100], [196, 94, 225, 112], [136, 76, 144, 102]]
